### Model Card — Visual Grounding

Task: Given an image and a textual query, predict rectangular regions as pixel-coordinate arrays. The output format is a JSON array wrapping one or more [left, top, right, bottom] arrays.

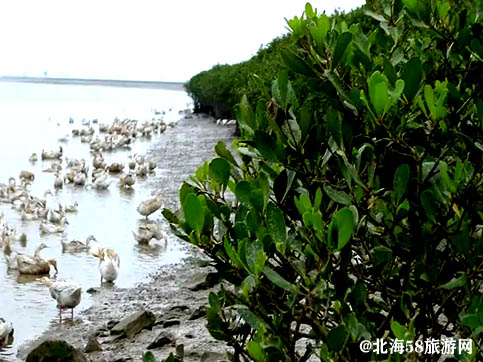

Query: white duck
[[41, 146, 63, 160], [119, 173, 136, 188], [0, 318, 14, 348], [40, 217, 68, 234], [2, 235, 19, 270], [29, 153, 38, 162], [47, 208, 64, 224], [92, 247, 120, 283], [60, 238, 90, 252], [92, 172, 112, 190], [136, 196, 162, 220], [54, 173, 63, 189], [63, 202, 79, 213], [132, 223, 166, 244], [73, 172, 86, 186], [37, 277, 81, 320], [16, 243, 58, 275]]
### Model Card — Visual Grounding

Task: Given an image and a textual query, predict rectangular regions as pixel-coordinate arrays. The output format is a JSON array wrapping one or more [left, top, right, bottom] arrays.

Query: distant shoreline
[[0, 76, 186, 91]]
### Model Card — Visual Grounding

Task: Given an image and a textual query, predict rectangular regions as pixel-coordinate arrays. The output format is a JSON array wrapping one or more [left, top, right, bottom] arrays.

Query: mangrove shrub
[[166, 0, 483, 360]]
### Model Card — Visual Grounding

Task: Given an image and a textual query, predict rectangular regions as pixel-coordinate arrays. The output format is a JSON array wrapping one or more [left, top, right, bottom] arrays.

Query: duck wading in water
[[0, 318, 14, 348], [92, 247, 120, 283]]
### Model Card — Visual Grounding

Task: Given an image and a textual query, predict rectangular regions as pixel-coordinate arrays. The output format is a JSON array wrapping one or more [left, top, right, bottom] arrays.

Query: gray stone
[[163, 319, 180, 328], [147, 331, 175, 350], [106, 319, 119, 329], [110, 310, 155, 338], [84, 334, 103, 353], [86, 287, 100, 294], [188, 305, 206, 320], [188, 272, 220, 291], [175, 344, 184, 361], [200, 351, 229, 362], [26, 340, 88, 362]]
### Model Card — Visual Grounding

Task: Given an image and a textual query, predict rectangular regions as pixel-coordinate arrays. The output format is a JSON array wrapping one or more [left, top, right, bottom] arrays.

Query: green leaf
[[179, 183, 195, 206], [266, 202, 286, 243], [332, 32, 353, 68], [364, 9, 386, 22], [393, 164, 410, 203], [235, 181, 252, 204], [439, 272, 467, 289], [263, 266, 300, 294], [254, 130, 283, 162], [143, 351, 157, 362], [421, 189, 438, 221], [215, 141, 238, 168], [401, 57, 422, 101], [183, 194, 204, 233], [310, 15, 330, 47], [209, 292, 221, 312], [332, 32, 352, 69], [281, 118, 301, 147], [300, 100, 313, 141], [281, 49, 316, 77], [368, 71, 389, 116], [334, 208, 355, 250], [238, 94, 255, 129], [323, 184, 351, 205], [327, 107, 343, 148], [209, 158, 230, 188], [327, 325, 348, 352], [247, 341, 264, 361], [391, 320, 407, 340], [224, 238, 243, 268]]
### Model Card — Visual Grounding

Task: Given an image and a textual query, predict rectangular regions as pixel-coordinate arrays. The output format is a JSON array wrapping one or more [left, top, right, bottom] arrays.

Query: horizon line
[[0, 75, 186, 91]]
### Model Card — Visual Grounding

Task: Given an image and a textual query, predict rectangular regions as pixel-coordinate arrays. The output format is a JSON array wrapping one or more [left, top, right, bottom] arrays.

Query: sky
[[0, 0, 365, 82]]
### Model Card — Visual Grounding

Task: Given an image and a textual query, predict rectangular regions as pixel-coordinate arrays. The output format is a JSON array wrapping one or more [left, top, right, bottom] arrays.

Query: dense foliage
[[168, 0, 483, 361], [185, 35, 295, 119]]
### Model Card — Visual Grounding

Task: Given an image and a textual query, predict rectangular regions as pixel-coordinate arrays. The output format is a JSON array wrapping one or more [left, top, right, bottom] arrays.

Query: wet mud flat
[[16, 114, 235, 362]]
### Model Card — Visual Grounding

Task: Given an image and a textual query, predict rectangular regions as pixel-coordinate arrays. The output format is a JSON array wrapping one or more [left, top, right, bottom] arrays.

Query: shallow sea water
[[0, 81, 192, 358]]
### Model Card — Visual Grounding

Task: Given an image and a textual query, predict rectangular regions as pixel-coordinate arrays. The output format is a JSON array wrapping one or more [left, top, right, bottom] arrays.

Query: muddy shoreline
[[16, 113, 235, 362]]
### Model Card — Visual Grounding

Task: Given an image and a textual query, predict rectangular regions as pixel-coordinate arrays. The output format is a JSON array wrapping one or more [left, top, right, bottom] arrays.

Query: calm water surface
[[0, 82, 192, 358]]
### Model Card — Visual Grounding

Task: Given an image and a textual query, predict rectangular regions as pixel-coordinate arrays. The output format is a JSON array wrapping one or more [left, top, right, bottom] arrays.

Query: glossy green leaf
[[310, 14, 330, 47], [421, 189, 438, 221], [332, 32, 352, 69], [439, 272, 467, 289], [143, 351, 157, 362], [183, 193, 204, 233], [209, 158, 230, 187], [263, 266, 300, 294], [393, 164, 410, 203], [266, 202, 286, 243], [215, 141, 238, 168], [254, 130, 284, 162], [323, 184, 351, 205], [401, 58, 422, 101], [368, 71, 389, 116], [281, 49, 316, 77], [209, 291, 221, 312], [235, 181, 252, 204], [224, 238, 243, 268], [247, 341, 264, 361], [327, 325, 348, 352], [334, 208, 355, 250], [391, 320, 406, 340]]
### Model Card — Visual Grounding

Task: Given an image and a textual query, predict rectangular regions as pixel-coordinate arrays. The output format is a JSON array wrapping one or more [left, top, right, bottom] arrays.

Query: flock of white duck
[[0, 117, 172, 348]]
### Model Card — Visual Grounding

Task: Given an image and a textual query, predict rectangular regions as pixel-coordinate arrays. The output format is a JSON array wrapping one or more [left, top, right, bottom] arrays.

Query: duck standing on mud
[[37, 277, 82, 321]]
